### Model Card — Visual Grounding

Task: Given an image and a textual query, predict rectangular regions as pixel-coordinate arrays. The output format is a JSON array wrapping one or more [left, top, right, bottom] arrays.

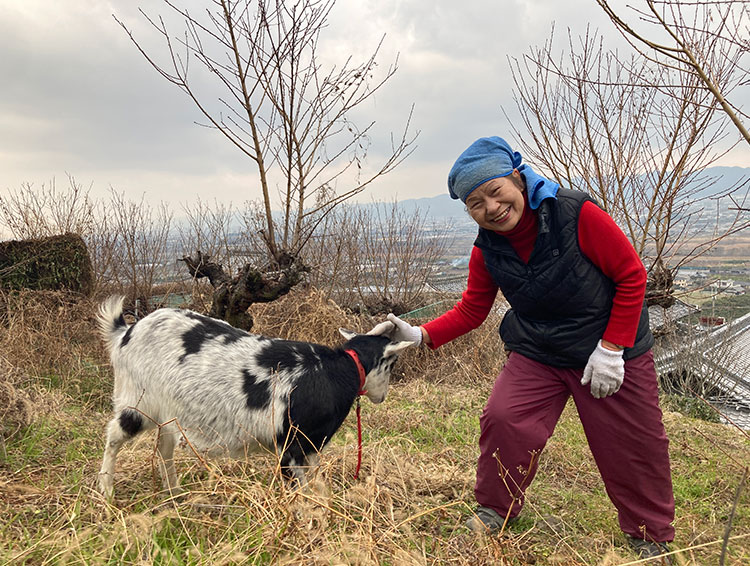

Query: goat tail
[[97, 295, 128, 350]]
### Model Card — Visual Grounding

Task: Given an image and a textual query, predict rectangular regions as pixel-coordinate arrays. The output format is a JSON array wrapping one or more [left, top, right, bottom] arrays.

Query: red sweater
[[423, 197, 647, 349]]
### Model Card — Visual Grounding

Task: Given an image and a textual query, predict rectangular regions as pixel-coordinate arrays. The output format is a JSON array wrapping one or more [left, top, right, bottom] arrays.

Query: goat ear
[[384, 341, 414, 356], [339, 328, 358, 341]]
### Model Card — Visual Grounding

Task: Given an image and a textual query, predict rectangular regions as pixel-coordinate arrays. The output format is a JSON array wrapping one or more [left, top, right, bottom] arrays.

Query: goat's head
[[338, 329, 414, 403]]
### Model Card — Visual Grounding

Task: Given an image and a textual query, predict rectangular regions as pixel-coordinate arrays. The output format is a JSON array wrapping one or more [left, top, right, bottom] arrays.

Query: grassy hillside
[[1, 290, 748, 565]]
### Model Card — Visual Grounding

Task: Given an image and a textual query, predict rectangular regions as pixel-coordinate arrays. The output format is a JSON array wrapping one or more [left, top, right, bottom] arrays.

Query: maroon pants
[[475, 350, 675, 542]]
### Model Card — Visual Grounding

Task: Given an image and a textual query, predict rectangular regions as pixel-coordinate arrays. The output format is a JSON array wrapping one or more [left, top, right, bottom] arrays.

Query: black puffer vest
[[474, 188, 653, 368]]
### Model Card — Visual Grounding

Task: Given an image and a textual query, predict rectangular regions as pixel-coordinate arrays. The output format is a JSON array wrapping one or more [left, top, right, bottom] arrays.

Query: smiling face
[[464, 170, 526, 232]]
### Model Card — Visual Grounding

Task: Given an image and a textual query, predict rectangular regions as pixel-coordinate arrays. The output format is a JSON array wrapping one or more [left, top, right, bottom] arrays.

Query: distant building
[[673, 277, 689, 289], [700, 316, 726, 327], [709, 279, 736, 292]]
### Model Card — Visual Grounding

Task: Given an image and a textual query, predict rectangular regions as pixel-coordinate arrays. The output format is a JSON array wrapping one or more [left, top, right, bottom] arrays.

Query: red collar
[[345, 349, 367, 395]]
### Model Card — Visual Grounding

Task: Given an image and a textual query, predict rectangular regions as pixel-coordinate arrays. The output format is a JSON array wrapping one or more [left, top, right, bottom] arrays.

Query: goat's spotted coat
[[96, 296, 409, 498]]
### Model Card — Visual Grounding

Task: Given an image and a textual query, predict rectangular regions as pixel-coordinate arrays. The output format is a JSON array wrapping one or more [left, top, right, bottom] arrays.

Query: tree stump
[[180, 250, 308, 331]]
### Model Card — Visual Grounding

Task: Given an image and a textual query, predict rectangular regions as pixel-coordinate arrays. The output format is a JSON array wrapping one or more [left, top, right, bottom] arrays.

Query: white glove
[[581, 340, 625, 399], [386, 313, 423, 345], [366, 320, 395, 336]]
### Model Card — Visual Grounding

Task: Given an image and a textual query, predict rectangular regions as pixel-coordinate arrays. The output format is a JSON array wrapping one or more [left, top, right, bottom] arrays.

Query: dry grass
[[0, 290, 748, 565]]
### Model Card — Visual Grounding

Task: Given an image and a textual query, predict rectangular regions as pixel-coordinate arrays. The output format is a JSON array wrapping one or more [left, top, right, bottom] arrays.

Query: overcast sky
[[1, 0, 748, 209]]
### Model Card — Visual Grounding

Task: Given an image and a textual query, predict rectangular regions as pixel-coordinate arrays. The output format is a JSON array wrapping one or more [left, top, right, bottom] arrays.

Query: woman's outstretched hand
[[368, 314, 425, 345], [385, 313, 423, 345]]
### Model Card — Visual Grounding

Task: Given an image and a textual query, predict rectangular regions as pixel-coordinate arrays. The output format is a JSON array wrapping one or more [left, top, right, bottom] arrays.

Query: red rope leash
[[355, 397, 363, 480], [345, 349, 367, 480]]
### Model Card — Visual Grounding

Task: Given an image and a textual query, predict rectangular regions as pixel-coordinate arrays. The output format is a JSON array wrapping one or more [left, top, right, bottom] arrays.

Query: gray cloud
[[1, 0, 747, 207]]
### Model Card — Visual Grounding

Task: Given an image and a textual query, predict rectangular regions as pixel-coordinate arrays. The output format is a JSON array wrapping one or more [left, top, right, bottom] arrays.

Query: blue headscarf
[[447, 136, 558, 209]]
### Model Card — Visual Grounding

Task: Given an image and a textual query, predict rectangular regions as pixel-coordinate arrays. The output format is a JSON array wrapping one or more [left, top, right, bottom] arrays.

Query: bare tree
[[178, 199, 238, 272], [297, 202, 360, 305], [86, 202, 122, 296], [0, 179, 178, 300], [177, 198, 239, 310], [115, 0, 416, 328], [0, 177, 118, 295], [347, 202, 450, 314], [107, 191, 173, 310], [262, 199, 451, 314], [508, 28, 749, 306], [0, 176, 97, 241], [595, 0, 749, 144]]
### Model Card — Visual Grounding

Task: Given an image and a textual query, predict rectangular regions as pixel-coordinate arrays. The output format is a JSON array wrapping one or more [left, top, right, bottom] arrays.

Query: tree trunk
[[645, 260, 675, 308], [180, 250, 308, 331]]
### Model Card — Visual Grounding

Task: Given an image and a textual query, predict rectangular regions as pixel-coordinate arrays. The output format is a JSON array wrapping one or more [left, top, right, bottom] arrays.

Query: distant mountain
[[684, 166, 750, 199], [387, 193, 468, 221], [387, 165, 749, 223]]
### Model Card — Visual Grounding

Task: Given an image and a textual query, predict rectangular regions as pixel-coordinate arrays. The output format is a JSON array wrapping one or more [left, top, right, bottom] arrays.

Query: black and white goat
[[96, 296, 409, 498]]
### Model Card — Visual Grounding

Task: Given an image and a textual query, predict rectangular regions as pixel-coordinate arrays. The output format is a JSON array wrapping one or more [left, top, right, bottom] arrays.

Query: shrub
[[0, 234, 93, 294]]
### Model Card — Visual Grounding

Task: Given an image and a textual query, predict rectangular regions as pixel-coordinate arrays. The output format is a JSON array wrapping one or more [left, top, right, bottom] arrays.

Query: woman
[[377, 136, 675, 561]]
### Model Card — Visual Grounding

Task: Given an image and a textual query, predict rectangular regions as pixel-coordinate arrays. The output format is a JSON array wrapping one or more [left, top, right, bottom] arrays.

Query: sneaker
[[626, 536, 673, 564], [465, 506, 516, 533]]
